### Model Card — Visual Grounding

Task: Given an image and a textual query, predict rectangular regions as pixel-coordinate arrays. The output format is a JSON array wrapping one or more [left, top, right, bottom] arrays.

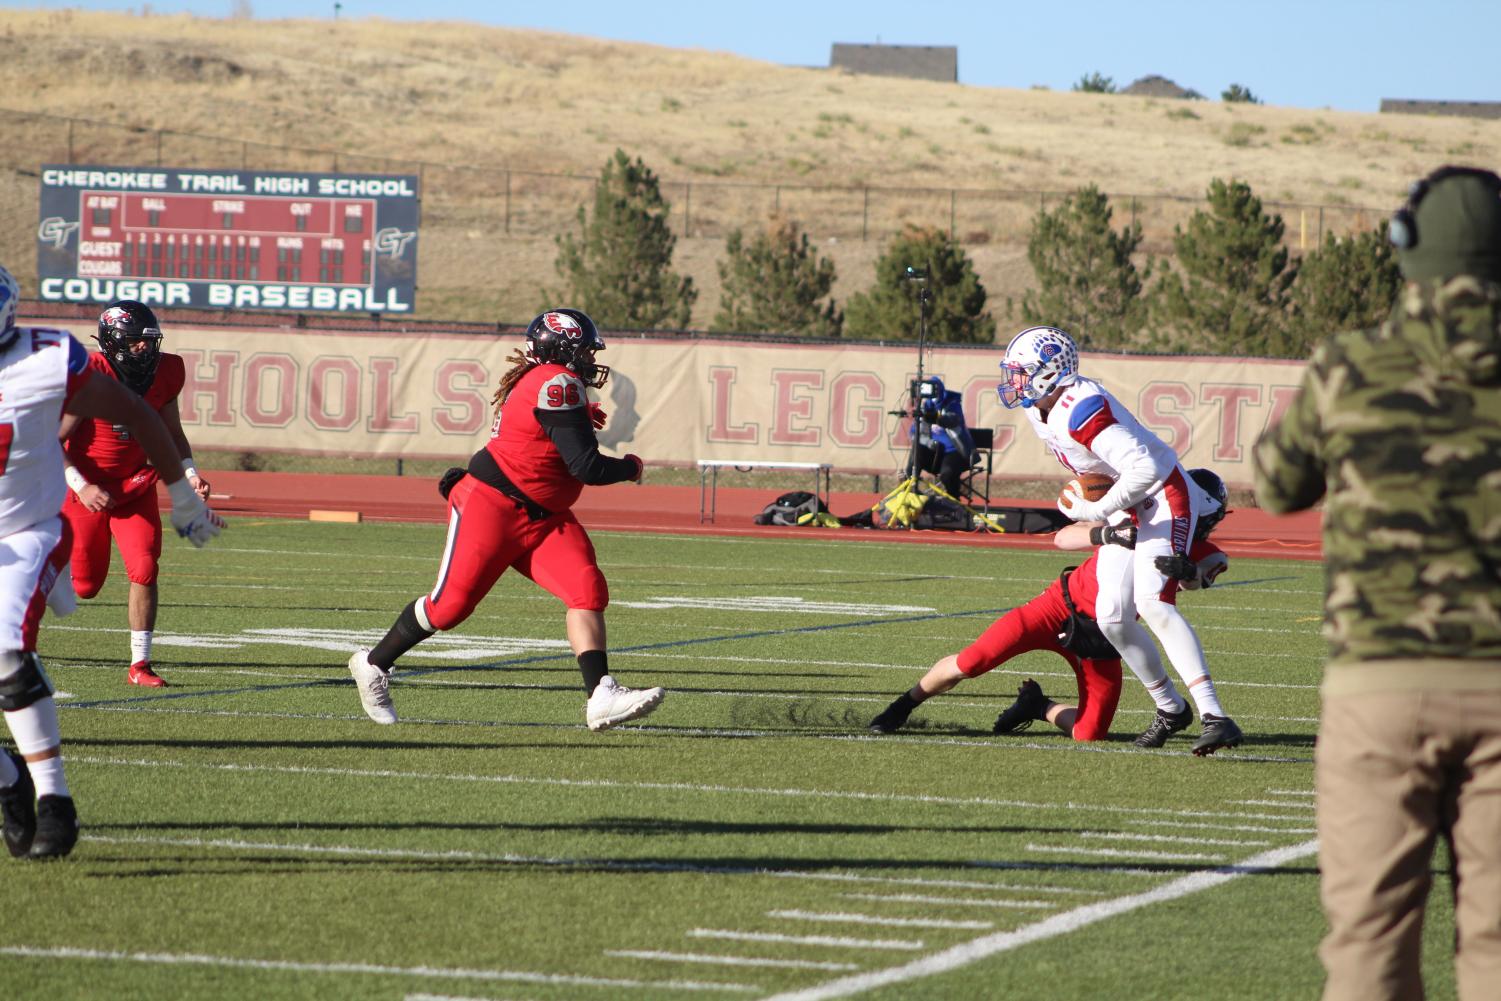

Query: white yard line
[[1264, 789, 1316, 797], [604, 950, 857, 972], [760, 840, 1321, 1001], [1024, 844, 1225, 862], [768, 912, 992, 931], [1075, 830, 1271, 848], [837, 893, 1055, 911], [67, 755, 1316, 823], [687, 930, 924, 952], [1235, 799, 1317, 809], [0, 945, 755, 994], [1124, 818, 1315, 835]]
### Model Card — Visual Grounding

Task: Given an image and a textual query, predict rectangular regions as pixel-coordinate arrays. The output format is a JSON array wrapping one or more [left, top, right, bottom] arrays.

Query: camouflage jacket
[[1253, 275, 1501, 671]]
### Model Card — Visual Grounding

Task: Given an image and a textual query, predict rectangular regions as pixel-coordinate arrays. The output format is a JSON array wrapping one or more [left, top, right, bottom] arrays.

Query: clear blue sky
[[27, 0, 1501, 112]]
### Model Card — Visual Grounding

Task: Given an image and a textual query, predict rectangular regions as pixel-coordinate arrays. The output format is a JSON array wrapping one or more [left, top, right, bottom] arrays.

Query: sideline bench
[[698, 459, 833, 523]]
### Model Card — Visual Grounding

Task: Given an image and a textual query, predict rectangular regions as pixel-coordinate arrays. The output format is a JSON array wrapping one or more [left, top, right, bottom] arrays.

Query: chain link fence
[[1, 105, 1386, 272]]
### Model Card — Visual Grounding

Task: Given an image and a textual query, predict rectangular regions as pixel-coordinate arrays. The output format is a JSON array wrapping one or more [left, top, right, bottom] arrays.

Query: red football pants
[[955, 580, 1123, 742], [62, 484, 163, 596], [422, 475, 608, 631]]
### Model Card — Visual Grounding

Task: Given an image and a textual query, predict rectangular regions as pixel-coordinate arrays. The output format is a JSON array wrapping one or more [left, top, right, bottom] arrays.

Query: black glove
[[1154, 553, 1198, 581], [437, 466, 467, 500], [1089, 523, 1137, 548]]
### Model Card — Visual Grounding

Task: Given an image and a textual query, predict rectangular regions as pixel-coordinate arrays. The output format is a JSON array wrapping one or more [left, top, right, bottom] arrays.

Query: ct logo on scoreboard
[[373, 227, 416, 259], [38, 216, 81, 250]]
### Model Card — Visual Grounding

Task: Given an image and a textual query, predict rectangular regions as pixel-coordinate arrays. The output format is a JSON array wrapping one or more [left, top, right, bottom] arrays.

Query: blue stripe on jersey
[[66, 333, 89, 374], [1067, 395, 1107, 433]]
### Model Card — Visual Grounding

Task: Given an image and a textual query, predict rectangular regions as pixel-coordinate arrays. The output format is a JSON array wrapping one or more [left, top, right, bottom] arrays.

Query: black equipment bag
[[753, 490, 827, 526], [1057, 566, 1122, 660]]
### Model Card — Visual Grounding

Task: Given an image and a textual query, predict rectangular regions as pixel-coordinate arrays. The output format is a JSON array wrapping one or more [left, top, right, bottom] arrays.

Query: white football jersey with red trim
[[0, 327, 90, 536], [1023, 376, 1175, 479]]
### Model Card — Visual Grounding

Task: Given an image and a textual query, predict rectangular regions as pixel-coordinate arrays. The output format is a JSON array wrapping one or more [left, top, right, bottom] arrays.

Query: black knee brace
[[0, 652, 53, 712]]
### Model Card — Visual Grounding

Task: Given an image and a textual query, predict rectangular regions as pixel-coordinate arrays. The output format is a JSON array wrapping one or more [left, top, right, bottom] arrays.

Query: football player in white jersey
[[998, 325, 1242, 755], [0, 265, 222, 859]]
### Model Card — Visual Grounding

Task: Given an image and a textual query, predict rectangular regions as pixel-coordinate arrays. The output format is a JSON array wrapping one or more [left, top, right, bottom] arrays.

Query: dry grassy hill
[[3, 9, 1497, 328]]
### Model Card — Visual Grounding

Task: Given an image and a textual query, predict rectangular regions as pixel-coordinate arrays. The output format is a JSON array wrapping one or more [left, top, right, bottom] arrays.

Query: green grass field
[[2, 519, 1460, 1000]]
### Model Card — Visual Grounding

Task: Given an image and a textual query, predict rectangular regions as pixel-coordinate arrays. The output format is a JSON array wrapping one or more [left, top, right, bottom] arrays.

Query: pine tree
[[1019, 185, 1147, 349], [1073, 72, 1116, 94], [1278, 227, 1401, 357], [1221, 83, 1262, 104], [1149, 178, 1296, 355], [550, 149, 696, 329], [843, 226, 995, 344], [712, 216, 841, 337]]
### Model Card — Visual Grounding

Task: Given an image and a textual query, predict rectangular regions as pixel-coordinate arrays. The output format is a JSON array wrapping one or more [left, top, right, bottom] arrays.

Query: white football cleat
[[586, 676, 664, 731], [347, 649, 397, 724]]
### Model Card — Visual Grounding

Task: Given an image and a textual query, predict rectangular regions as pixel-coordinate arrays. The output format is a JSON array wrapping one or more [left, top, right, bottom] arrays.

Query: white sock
[[0, 750, 17, 788], [1139, 602, 1226, 718], [26, 755, 68, 798], [1099, 620, 1185, 713], [131, 630, 152, 666], [4, 697, 63, 757]]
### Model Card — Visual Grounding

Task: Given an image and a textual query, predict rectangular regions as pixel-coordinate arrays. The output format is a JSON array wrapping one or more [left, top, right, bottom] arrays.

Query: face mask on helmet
[[0, 265, 19, 349], [1188, 467, 1228, 542], [997, 326, 1079, 409], [96, 300, 163, 394], [523, 308, 610, 388]]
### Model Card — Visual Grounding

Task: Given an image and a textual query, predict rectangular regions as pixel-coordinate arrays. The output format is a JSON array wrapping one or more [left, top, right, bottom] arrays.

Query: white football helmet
[[0, 265, 19, 349], [997, 326, 1079, 409]]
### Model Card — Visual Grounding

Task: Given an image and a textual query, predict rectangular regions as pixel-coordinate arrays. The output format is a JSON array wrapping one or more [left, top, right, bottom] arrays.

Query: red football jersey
[[1068, 538, 1225, 616], [485, 362, 592, 512], [65, 351, 186, 482]]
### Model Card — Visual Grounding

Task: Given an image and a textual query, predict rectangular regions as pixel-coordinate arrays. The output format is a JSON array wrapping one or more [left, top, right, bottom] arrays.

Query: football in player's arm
[[346, 309, 664, 731], [0, 267, 221, 861], [56, 301, 213, 688]]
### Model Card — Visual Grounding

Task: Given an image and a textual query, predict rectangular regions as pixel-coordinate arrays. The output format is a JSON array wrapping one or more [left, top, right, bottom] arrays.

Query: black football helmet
[[96, 299, 163, 394], [523, 308, 609, 388], [1188, 467, 1228, 541]]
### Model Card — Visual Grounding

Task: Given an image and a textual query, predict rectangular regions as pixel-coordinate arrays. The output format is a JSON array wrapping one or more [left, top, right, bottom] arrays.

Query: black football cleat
[[869, 698, 914, 734], [1134, 702, 1194, 748], [1192, 715, 1244, 756], [29, 795, 79, 860], [993, 679, 1048, 734], [0, 750, 36, 858]]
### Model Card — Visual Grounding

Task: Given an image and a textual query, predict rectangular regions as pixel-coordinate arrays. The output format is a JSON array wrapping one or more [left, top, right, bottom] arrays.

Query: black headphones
[[1389, 165, 1501, 250]]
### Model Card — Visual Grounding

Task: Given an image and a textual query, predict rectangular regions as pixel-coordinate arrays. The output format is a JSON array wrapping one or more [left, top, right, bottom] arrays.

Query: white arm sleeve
[[1087, 423, 1176, 517]]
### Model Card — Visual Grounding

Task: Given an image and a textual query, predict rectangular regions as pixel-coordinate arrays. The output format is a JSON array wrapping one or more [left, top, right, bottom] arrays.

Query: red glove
[[625, 454, 644, 482], [587, 403, 608, 430]]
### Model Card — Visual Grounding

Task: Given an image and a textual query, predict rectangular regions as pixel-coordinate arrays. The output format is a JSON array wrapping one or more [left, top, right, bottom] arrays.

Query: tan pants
[[1317, 689, 1501, 1001]]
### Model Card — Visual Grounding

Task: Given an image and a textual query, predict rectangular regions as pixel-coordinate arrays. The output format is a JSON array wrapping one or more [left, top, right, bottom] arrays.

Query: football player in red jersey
[[57, 301, 211, 688], [347, 309, 665, 730], [868, 469, 1230, 745]]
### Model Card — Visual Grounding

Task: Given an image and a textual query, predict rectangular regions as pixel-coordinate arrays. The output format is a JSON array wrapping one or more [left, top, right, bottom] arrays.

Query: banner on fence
[[27, 319, 1307, 486], [35, 165, 420, 314]]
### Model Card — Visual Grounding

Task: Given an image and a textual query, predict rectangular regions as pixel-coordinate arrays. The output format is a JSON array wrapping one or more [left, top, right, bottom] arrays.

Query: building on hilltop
[[829, 43, 957, 83], [1380, 99, 1501, 120], [1120, 75, 1203, 99]]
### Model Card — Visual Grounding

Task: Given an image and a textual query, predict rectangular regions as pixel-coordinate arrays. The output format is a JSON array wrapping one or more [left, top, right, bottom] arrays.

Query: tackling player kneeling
[[0, 266, 221, 861], [57, 301, 214, 688], [347, 309, 664, 730]]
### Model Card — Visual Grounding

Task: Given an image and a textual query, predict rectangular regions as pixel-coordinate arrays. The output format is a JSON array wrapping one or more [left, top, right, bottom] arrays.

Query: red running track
[[192, 470, 1323, 561]]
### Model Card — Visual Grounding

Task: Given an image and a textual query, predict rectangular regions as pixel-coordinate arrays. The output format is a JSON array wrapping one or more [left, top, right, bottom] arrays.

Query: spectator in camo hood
[[1253, 166, 1501, 1001]]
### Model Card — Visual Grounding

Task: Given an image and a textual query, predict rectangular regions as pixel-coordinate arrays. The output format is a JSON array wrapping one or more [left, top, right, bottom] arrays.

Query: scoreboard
[[37, 166, 420, 314]]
